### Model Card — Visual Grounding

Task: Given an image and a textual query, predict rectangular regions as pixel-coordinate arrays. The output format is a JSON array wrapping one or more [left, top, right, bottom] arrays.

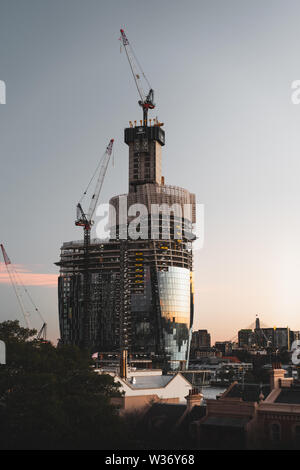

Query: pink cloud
[[0, 263, 58, 287]]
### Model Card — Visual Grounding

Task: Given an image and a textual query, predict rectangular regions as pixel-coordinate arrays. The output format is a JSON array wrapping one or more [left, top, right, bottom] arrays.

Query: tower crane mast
[[120, 29, 155, 125], [75, 138, 114, 349]]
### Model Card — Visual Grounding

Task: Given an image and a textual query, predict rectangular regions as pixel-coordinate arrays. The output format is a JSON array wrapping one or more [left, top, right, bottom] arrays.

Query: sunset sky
[[1, 0, 300, 343], [0, 263, 57, 287]]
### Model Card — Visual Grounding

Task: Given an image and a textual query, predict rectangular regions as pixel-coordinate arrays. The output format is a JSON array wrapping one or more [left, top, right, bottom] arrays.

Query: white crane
[[0, 244, 47, 340], [120, 28, 155, 125], [76, 138, 114, 231]]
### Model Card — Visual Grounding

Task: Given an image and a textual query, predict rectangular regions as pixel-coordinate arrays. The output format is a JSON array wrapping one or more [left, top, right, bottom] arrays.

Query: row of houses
[[96, 361, 300, 449]]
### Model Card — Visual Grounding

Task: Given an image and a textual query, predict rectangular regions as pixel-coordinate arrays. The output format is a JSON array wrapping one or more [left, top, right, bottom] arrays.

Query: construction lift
[[0, 243, 47, 340], [120, 28, 155, 125], [75, 138, 114, 349]]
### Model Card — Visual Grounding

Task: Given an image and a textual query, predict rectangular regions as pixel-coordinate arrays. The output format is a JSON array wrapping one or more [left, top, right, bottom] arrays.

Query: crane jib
[[119, 28, 155, 121], [74, 138, 114, 349]]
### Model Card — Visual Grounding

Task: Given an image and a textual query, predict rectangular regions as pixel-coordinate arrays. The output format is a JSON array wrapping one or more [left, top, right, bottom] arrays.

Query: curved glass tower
[[158, 267, 191, 368], [57, 121, 196, 370], [108, 122, 196, 370]]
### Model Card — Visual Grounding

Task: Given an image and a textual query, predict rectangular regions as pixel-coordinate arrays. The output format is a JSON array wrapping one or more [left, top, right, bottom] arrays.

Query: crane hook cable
[[129, 41, 152, 91], [79, 151, 106, 205], [120, 31, 152, 101], [12, 268, 46, 325]]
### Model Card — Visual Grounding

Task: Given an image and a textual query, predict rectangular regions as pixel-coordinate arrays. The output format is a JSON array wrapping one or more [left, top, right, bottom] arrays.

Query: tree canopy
[[0, 320, 123, 449]]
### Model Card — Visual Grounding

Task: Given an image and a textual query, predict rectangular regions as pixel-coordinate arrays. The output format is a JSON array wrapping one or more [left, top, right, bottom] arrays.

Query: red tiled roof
[[223, 356, 241, 363]]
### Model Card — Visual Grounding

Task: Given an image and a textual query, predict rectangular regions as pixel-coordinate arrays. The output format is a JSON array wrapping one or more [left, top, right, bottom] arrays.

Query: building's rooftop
[[62, 238, 108, 247], [125, 375, 174, 389], [275, 384, 300, 404], [141, 402, 205, 430], [221, 356, 241, 363], [225, 383, 270, 402], [181, 404, 206, 423]]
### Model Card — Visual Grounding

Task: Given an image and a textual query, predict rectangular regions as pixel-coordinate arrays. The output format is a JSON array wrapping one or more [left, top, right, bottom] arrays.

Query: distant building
[[275, 328, 289, 349], [292, 331, 300, 341], [191, 330, 211, 349], [216, 362, 253, 383], [254, 327, 292, 349], [238, 329, 253, 348], [190, 330, 211, 359], [191, 348, 216, 360], [215, 341, 232, 356], [252, 317, 293, 349]]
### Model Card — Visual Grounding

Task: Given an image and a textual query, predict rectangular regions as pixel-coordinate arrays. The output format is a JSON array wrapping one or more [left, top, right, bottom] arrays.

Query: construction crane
[[0, 244, 47, 340], [120, 28, 155, 125], [75, 138, 114, 349]]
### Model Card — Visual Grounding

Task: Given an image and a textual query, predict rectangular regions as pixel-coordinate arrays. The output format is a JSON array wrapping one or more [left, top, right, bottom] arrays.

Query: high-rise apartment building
[[191, 329, 211, 349], [238, 329, 253, 348], [57, 121, 196, 370]]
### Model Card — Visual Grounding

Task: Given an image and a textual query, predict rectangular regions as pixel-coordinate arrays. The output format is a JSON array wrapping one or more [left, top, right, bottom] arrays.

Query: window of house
[[270, 423, 281, 442], [294, 425, 300, 445]]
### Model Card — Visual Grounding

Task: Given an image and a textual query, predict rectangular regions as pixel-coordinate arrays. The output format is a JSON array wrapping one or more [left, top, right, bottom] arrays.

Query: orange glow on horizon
[[0, 263, 58, 287]]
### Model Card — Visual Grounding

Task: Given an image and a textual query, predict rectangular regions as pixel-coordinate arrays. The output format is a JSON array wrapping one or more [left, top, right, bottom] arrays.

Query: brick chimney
[[269, 362, 286, 390], [185, 388, 203, 411]]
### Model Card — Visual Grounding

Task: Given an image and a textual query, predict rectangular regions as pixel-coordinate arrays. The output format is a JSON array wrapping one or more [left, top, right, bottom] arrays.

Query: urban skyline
[[1, 1, 300, 345], [1, 0, 300, 453]]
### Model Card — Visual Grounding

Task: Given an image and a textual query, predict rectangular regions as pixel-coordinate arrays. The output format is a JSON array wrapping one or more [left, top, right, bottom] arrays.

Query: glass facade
[[129, 265, 193, 368], [157, 267, 191, 368]]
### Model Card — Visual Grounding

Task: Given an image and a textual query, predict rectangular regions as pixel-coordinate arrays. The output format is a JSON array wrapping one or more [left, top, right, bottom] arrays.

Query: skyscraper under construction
[[56, 30, 196, 370]]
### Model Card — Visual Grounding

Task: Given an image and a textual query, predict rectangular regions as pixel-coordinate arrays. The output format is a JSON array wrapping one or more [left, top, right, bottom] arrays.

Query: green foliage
[[0, 319, 37, 342], [0, 320, 124, 449]]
